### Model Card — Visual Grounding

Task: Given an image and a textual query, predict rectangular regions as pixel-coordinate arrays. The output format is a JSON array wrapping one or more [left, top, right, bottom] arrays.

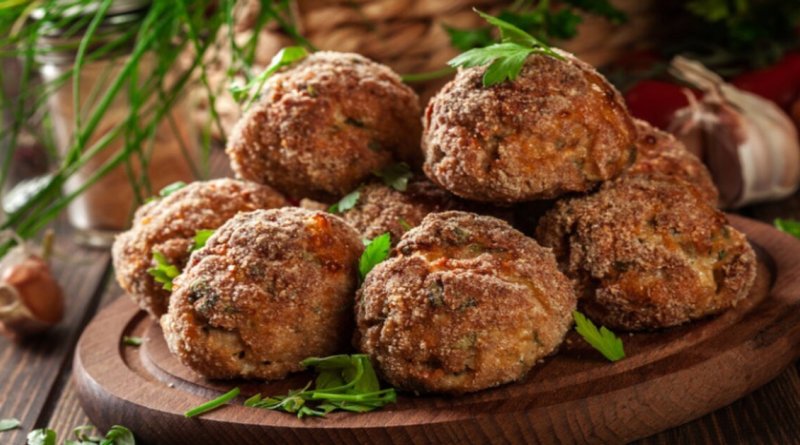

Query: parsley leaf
[[27, 429, 56, 445], [359, 233, 391, 281], [774, 218, 800, 239], [147, 251, 180, 291], [448, 9, 563, 87], [573, 310, 625, 362], [230, 46, 309, 107], [191, 229, 215, 252], [185, 387, 241, 418], [158, 181, 187, 198], [101, 425, 135, 445], [245, 354, 396, 418], [373, 163, 413, 192], [122, 336, 143, 347], [328, 189, 360, 214], [0, 418, 20, 432]]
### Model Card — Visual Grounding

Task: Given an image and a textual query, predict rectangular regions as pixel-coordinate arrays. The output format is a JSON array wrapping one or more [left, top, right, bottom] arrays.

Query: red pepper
[[732, 52, 800, 109], [624, 80, 700, 130]]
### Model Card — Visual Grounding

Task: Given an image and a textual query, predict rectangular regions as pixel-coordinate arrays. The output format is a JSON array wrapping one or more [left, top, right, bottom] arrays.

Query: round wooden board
[[74, 215, 800, 445]]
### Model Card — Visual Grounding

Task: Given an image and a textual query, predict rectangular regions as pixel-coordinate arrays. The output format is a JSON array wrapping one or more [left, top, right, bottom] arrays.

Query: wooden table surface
[[1, 160, 800, 444]]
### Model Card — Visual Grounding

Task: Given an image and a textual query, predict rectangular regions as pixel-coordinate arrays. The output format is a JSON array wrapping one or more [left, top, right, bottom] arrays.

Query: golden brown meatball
[[161, 207, 363, 380], [536, 175, 756, 331], [356, 211, 577, 394], [627, 119, 719, 206], [422, 50, 636, 203], [338, 178, 465, 242], [112, 179, 287, 318], [226, 51, 422, 200]]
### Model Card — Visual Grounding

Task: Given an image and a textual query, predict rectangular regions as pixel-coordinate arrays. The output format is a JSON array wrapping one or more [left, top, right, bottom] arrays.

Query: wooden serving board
[[74, 215, 800, 445]]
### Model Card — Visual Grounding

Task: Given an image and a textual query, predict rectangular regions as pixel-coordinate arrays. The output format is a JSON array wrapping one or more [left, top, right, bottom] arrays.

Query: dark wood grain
[[71, 216, 800, 445], [0, 239, 110, 445]]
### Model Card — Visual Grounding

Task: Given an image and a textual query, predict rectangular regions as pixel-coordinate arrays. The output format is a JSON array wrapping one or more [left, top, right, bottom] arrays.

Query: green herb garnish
[[158, 181, 187, 198], [774, 218, 800, 239], [397, 218, 413, 233], [573, 310, 625, 362], [184, 387, 241, 418], [122, 336, 143, 347], [0, 418, 20, 432], [328, 189, 361, 214], [27, 429, 56, 445], [62, 424, 134, 445], [245, 354, 396, 418], [373, 163, 413, 192], [231, 46, 309, 107], [359, 233, 391, 281], [147, 251, 180, 291], [448, 9, 563, 87], [192, 229, 215, 252]]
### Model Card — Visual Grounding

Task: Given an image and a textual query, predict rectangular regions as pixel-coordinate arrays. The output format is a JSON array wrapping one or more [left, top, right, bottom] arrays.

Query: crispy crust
[[226, 51, 422, 200], [111, 179, 287, 318], [422, 50, 636, 203], [339, 178, 465, 242], [536, 175, 756, 330], [161, 207, 363, 380], [627, 119, 719, 206], [356, 211, 577, 394]]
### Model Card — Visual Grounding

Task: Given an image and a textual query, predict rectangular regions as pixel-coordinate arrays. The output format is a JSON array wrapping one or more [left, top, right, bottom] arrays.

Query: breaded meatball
[[338, 178, 464, 242], [161, 207, 363, 380], [536, 175, 756, 331], [227, 51, 422, 200], [627, 119, 719, 206], [422, 50, 636, 203], [356, 211, 577, 394], [112, 179, 287, 318]]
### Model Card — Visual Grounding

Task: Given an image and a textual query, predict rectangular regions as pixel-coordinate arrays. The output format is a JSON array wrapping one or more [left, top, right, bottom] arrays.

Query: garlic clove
[[0, 254, 64, 340], [668, 57, 800, 208]]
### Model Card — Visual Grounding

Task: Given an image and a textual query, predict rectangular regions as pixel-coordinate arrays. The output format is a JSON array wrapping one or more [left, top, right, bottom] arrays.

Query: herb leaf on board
[[573, 310, 625, 362]]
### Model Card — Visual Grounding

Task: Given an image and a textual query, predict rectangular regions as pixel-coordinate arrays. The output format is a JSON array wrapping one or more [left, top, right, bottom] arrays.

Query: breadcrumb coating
[[356, 211, 577, 394], [112, 179, 287, 318], [536, 175, 756, 330], [422, 49, 635, 203], [161, 207, 363, 380], [227, 51, 422, 200]]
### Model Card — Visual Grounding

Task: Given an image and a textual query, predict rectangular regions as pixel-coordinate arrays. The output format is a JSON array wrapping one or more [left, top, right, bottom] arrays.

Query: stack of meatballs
[[112, 49, 756, 395]]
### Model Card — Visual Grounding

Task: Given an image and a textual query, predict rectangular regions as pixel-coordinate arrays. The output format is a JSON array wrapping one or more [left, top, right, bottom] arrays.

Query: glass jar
[[34, 0, 195, 247]]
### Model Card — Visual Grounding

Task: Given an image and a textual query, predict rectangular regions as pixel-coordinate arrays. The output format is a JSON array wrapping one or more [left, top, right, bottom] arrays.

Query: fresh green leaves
[[448, 9, 562, 87], [231, 46, 309, 107], [158, 181, 187, 198], [373, 163, 413, 192], [184, 387, 241, 418], [122, 336, 143, 347], [245, 354, 396, 418], [191, 229, 215, 252], [359, 233, 391, 281], [147, 251, 180, 291], [328, 190, 361, 214], [0, 418, 20, 432], [27, 429, 56, 445], [774, 218, 800, 239], [573, 310, 625, 362]]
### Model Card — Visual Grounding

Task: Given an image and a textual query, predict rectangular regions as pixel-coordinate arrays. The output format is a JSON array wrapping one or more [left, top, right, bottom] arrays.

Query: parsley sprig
[[359, 233, 391, 281], [328, 189, 360, 214], [373, 163, 413, 192], [146, 229, 216, 291], [573, 310, 625, 362], [774, 218, 800, 239], [448, 9, 563, 87], [245, 354, 396, 418], [27, 425, 134, 445], [230, 46, 309, 108], [0, 418, 20, 432]]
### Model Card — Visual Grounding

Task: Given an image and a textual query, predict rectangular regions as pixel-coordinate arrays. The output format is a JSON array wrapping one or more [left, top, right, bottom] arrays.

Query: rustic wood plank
[[0, 238, 110, 445]]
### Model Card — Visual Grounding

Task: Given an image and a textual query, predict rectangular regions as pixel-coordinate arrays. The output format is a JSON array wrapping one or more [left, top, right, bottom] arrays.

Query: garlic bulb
[[0, 232, 64, 340], [668, 56, 800, 208]]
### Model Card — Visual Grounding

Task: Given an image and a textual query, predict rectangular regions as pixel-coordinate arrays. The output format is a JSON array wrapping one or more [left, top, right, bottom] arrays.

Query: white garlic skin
[[668, 57, 800, 209]]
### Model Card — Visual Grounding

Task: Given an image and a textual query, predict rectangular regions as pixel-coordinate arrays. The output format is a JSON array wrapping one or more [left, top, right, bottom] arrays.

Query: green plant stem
[[184, 387, 240, 418]]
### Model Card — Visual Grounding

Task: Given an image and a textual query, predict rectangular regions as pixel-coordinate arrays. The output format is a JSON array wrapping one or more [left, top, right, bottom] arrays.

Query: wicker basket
[[196, 0, 658, 140]]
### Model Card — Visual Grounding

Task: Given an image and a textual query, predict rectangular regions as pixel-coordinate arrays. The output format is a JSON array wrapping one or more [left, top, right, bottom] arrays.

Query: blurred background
[[1, 0, 799, 251]]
